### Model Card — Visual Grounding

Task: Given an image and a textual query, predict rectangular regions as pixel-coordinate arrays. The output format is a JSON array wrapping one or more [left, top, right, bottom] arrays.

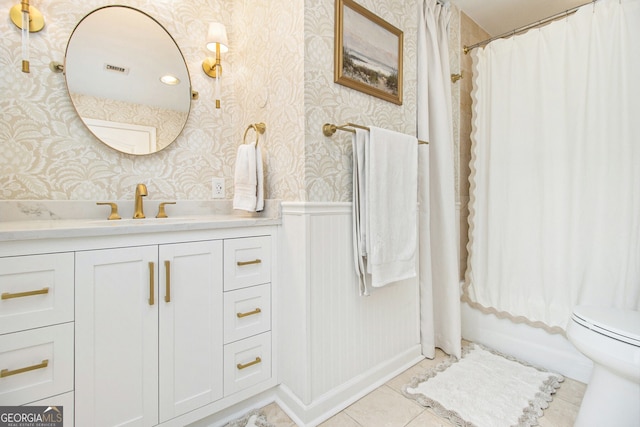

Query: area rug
[[402, 343, 564, 427], [224, 409, 274, 427]]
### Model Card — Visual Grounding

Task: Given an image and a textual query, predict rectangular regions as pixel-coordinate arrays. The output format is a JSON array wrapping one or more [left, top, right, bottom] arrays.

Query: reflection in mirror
[[64, 6, 191, 155]]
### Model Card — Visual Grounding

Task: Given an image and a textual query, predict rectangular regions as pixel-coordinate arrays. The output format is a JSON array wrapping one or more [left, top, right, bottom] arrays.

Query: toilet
[[566, 305, 640, 427]]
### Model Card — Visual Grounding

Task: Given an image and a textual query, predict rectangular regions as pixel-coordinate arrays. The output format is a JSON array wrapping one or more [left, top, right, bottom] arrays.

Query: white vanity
[[0, 200, 280, 427]]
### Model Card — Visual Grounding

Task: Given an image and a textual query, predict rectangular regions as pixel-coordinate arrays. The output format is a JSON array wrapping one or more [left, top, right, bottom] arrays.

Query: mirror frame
[[63, 5, 193, 155]]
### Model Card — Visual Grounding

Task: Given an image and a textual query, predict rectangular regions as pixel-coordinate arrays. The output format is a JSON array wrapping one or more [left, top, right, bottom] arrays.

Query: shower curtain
[[464, 0, 640, 332], [417, 0, 461, 359]]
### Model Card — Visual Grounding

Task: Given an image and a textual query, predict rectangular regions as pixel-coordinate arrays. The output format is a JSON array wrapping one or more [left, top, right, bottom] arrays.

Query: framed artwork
[[334, 0, 403, 105]]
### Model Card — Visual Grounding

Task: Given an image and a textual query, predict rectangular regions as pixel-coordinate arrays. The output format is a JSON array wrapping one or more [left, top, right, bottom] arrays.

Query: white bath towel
[[353, 126, 418, 291], [233, 141, 264, 212], [352, 128, 371, 295]]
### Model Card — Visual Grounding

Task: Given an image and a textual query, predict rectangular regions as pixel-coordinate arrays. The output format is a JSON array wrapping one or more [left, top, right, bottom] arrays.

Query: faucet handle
[[156, 202, 176, 218], [96, 202, 122, 220]]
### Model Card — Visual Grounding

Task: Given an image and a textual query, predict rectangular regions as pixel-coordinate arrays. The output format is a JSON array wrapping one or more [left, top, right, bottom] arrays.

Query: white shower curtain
[[464, 0, 640, 332], [417, 0, 461, 359]]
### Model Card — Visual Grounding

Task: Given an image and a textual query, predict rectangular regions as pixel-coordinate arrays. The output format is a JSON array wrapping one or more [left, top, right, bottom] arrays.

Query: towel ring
[[243, 122, 266, 147]]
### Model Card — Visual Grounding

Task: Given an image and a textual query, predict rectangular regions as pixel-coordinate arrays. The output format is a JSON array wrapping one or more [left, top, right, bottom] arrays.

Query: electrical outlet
[[212, 178, 225, 199]]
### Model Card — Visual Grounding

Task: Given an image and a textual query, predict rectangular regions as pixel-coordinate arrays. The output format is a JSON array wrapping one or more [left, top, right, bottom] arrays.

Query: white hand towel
[[367, 126, 418, 288], [255, 144, 264, 212], [233, 142, 258, 211]]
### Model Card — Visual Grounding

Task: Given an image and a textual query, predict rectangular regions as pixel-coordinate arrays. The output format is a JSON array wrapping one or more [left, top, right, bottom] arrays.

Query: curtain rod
[[463, 0, 596, 54], [323, 123, 429, 145]]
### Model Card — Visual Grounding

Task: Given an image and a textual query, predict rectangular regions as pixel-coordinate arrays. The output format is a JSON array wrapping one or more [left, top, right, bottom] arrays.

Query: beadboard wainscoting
[[277, 202, 422, 426]]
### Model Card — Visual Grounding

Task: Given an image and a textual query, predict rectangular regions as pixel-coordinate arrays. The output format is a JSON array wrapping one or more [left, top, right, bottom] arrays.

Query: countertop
[[0, 200, 281, 242]]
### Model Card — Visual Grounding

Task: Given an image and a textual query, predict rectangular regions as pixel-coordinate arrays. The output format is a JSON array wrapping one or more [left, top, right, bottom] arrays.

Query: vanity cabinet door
[[75, 246, 159, 427], [158, 240, 224, 422]]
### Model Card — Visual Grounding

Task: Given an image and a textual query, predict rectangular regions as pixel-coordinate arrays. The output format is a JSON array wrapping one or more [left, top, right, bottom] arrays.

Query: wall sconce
[[9, 0, 45, 73], [202, 23, 228, 109]]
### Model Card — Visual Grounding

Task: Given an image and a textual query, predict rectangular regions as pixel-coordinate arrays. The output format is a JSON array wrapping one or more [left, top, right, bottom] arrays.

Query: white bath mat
[[403, 343, 564, 427]]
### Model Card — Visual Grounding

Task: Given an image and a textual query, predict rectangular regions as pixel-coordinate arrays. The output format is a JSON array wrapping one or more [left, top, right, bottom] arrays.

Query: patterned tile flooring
[[260, 347, 587, 427]]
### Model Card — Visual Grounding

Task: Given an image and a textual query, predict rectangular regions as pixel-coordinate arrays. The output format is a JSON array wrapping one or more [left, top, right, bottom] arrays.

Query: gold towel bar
[[243, 122, 266, 147], [323, 122, 428, 145]]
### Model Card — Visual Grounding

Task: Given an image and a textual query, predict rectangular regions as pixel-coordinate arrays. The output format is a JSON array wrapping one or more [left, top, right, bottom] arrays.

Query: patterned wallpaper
[[0, 0, 304, 201], [0, 0, 423, 202], [232, 0, 305, 201], [304, 0, 418, 202]]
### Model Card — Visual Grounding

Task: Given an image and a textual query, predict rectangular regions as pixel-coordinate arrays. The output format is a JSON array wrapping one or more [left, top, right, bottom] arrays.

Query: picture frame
[[334, 0, 403, 105]]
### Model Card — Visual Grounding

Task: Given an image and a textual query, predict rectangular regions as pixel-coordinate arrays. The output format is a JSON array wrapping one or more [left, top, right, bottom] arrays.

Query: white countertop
[[0, 200, 281, 242]]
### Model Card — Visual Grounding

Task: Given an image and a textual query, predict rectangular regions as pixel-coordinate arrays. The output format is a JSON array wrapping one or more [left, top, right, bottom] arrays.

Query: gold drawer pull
[[237, 308, 262, 318], [237, 259, 262, 266], [1, 359, 49, 378], [164, 260, 171, 303], [237, 357, 261, 370], [1, 287, 50, 300], [149, 262, 155, 306]]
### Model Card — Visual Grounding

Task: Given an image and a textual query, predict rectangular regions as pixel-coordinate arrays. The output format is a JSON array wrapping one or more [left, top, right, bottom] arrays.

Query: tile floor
[[259, 346, 587, 427]]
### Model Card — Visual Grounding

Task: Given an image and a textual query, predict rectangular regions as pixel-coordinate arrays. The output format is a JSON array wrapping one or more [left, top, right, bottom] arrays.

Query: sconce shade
[[206, 23, 228, 53]]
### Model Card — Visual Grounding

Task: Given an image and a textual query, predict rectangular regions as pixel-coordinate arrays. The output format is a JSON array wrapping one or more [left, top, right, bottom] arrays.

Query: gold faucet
[[133, 183, 148, 219]]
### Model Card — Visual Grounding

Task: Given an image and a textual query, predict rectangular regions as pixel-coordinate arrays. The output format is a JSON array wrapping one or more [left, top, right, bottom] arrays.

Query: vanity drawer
[[224, 284, 271, 344], [223, 332, 271, 395], [26, 391, 74, 427], [0, 323, 74, 406], [0, 253, 74, 335], [224, 236, 271, 291]]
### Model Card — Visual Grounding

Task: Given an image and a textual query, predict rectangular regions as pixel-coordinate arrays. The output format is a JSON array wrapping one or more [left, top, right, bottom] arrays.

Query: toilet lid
[[572, 306, 640, 346]]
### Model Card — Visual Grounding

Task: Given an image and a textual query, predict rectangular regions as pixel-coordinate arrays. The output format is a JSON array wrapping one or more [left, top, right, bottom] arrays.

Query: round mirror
[[64, 6, 191, 155]]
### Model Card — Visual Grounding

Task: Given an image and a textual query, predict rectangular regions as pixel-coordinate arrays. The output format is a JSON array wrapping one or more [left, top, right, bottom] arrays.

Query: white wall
[[277, 203, 422, 425]]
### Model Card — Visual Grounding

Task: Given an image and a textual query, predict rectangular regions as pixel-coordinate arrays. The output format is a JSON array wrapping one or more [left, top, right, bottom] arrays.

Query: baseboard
[[275, 344, 423, 427]]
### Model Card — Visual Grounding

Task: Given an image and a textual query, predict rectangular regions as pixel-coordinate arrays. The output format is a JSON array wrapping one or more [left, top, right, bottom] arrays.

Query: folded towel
[[352, 128, 371, 295], [352, 126, 418, 291], [255, 143, 264, 212], [233, 141, 264, 212], [368, 126, 418, 287]]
